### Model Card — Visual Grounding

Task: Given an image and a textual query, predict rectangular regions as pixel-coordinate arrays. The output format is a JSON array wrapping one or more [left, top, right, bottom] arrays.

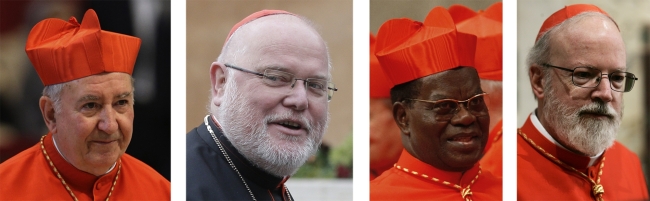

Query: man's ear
[[39, 96, 57, 134], [210, 62, 228, 107], [393, 101, 411, 136], [529, 65, 545, 100]]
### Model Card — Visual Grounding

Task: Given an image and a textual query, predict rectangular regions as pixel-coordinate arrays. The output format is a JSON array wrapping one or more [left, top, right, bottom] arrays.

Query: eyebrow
[[427, 91, 484, 101], [117, 92, 133, 99], [575, 64, 626, 72], [76, 92, 133, 104], [77, 95, 100, 104]]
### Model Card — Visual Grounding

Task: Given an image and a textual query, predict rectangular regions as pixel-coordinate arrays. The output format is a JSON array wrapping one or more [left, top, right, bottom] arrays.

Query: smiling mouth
[[449, 136, 476, 143], [278, 121, 302, 130]]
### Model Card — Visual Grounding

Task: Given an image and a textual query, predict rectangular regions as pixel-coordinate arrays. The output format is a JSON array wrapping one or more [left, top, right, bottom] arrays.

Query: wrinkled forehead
[[550, 14, 626, 70], [556, 14, 620, 40], [229, 15, 330, 76]]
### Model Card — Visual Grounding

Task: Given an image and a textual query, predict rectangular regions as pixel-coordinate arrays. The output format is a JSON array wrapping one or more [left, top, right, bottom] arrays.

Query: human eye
[[572, 68, 597, 80], [80, 102, 101, 115], [468, 96, 484, 107], [307, 80, 326, 91], [433, 100, 456, 115], [115, 100, 129, 106], [82, 102, 99, 110], [573, 71, 594, 79], [468, 96, 487, 113], [263, 71, 292, 86], [113, 99, 131, 112], [609, 73, 626, 83]]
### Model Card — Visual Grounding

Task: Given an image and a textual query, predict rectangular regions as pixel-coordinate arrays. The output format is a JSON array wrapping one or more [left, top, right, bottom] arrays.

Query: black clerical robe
[[186, 115, 294, 201]]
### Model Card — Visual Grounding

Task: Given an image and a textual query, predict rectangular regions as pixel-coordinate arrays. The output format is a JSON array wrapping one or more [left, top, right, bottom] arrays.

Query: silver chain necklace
[[204, 115, 292, 201]]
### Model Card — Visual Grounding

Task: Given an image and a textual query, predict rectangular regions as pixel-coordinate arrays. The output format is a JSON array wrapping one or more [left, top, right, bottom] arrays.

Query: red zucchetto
[[225, 9, 294, 43], [370, 33, 392, 98], [25, 9, 141, 86], [536, 4, 613, 42], [375, 6, 476, 87], [449, 2, 502, 81]]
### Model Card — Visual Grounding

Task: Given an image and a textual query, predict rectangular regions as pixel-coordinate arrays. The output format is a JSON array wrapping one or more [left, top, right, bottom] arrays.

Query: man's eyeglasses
[[406, 93, 488, 121], [542, 63, 638, 92], [224, 64, 338, 101]]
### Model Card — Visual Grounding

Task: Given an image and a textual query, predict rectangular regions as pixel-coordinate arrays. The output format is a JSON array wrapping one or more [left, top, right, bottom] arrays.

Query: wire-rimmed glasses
[[407, 93, 488, 121], [224, 64, 338, 101], [542, 63, 638, 92]]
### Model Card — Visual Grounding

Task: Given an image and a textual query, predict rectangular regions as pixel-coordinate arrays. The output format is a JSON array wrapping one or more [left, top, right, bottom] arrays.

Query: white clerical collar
[[52, 136, 116, 175], [531, 110, 602, 167]]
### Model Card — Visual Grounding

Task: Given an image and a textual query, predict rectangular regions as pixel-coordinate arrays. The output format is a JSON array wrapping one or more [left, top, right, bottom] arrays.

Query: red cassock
[[518, 113, 649, 200], [371, 150, 502, 200], [0, 133, 170, 200], [481, 119, 502, 178]]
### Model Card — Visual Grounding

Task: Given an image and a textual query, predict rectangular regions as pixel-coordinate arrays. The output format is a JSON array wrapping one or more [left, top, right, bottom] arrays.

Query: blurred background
[[185, 0, 352, 200], [370, 0, 500, 33], [0, 0, 171, 180], [518, 0, 650, 192]]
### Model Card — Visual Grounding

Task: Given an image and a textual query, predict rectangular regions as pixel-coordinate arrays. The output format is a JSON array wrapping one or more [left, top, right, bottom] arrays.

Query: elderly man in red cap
[[518, 4, 648, 200], [186, 10, 337, 200], [0, 9, 170, 200], [369, 33, 404, 181], [370, 7, 501, 201]]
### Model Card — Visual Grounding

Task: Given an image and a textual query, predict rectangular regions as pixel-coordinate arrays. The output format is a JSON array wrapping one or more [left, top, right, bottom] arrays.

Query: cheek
[[613, 94, 624, 111], [478, 116, 490, 133], [57, 111, 94, 137], [411, 115, 444, 148], [116, 110, 134, 138], [308, 101, 329, 122]]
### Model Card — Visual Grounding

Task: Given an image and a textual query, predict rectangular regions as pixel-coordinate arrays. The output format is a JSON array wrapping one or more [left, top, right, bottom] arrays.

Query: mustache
[[265, 112, 314, 133], [577, 100, 616, 119]]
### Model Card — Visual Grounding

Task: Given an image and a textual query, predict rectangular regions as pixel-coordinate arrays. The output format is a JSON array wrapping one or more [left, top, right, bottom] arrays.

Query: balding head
[[218, 14, 330, 73], [527, 12, 622, 77], [549, 13, 624, 67], [207, 13, 333, 177]]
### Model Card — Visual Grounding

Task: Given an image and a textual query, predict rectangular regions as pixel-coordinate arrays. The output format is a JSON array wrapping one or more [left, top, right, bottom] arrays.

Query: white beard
[[215, 78, 327, 177], [540, 85, 621, 156]]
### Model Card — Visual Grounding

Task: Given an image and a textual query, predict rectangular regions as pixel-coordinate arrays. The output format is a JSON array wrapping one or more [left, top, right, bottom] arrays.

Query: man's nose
[[591, 76, 613, 102], [283, 79, 309, 111], [98, 106, 118, 134], [450, 104, 476, 126]]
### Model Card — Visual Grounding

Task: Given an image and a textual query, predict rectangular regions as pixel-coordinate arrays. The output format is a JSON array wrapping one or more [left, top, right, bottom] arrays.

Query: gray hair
[[42, 82, 69, 113], [42, 76, 135, 113], [526, 12, 618, 99]]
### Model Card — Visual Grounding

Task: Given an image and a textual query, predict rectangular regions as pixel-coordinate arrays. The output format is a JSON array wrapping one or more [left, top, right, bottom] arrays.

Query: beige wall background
[[518, 0, 648, 160], [186, 0, 353, 147], [370, 0, 500, 34]]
